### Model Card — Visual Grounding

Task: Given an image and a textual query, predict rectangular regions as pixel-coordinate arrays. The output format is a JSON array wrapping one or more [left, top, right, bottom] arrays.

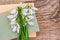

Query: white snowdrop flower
[[23, 9, 28, 12], [17, 23, 20, 29], [13, 11, 18, 16], [13, 13, 18, 17], [10, 18, 16, 23], [22, 12, 27, 15], [32, 7, 38, 10], [28, 9, 35, 15], [27, 16, 34, 20], [28, 21, 34, 25], [8, 18, 13, 21], [16, 23, 20, 33], [11, 24, 17, 29], [22, 9, 28, 15], [7, 14, 17, 19], [12, 26, 17, 32], [17, 28, 20, 33], [7, 15, 15, 19], [10, 9, 18, 14], [16, 11, 18, 15]]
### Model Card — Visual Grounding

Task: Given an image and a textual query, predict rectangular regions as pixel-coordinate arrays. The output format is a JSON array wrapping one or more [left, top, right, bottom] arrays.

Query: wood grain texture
[[0, 0, 60, 40], [35, 0, 59, 21]]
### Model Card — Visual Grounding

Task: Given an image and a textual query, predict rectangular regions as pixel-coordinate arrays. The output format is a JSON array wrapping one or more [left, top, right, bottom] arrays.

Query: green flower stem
[[16, 6, 29, 40]]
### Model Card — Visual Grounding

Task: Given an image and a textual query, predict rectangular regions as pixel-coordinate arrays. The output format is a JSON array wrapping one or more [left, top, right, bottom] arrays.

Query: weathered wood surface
[[0, 0, 60, 40]]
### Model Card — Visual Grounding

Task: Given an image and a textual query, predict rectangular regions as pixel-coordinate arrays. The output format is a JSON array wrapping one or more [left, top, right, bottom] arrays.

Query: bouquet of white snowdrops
[[7, 3, 37, 40]]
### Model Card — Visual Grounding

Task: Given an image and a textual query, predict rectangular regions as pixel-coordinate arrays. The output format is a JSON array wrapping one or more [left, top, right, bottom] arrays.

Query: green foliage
[[16, 6, 29, 40], [25, 4, 31, 9]]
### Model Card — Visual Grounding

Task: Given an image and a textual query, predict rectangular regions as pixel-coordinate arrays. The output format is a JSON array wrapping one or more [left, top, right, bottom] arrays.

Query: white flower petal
[[17, 28, 20, 33], [10, 18, 16, 22], [11, 24, 17, 28], [27, 16, 34, 20], [22, 11, 27, 15], [22, 9, 28, 15], [29, 9, 35, 14], [23, 9, 28, 12], [28, 22, 34, 25], [7, 15, 15, 19], [14, 13, 18, 17], [12, 26, 17, 32], [8, 18, 13, 21], [10, 9, 18, 14], [17, 23, 20, 29]]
